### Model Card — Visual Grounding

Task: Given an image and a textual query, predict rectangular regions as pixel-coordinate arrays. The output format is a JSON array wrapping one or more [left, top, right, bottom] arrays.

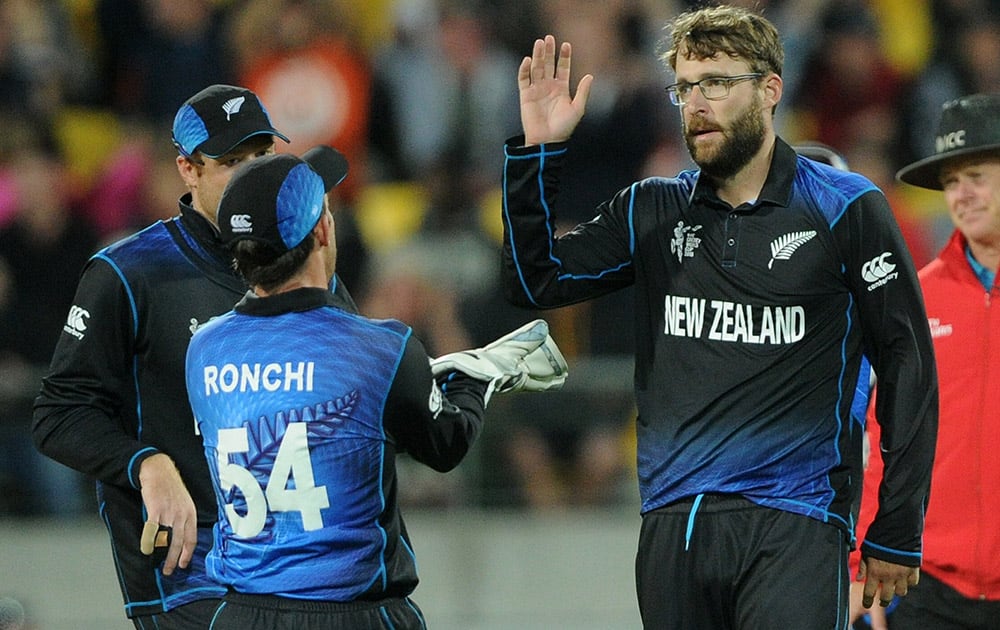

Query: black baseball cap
[[217, 146, 349, 256], [896, 93, 1000, 190], [172, 84, 290, 159]]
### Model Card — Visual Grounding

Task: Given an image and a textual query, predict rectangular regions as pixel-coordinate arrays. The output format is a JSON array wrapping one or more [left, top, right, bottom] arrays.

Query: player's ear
[[176, 154, 200, 186], [762, 72, 782, 110], [314, 206, 334, 248]]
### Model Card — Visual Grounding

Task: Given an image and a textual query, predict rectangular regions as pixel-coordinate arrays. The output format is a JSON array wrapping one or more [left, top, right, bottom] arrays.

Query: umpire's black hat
[[172, 84, 290, 159], [896, 93, 1000, 190], [217, 146, 349, 257]]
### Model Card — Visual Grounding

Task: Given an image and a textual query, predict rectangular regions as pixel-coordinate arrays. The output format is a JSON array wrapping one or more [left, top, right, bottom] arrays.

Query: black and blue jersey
[[32, 197, 358, 617], [185, 287, 487, 600], [501, 137, 937, 567]]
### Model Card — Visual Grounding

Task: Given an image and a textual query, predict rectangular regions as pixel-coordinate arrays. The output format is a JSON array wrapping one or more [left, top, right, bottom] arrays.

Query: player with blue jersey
[[30, 84, 357, 627], [186, 147, 567, 627], [504, 6, 938, 629]]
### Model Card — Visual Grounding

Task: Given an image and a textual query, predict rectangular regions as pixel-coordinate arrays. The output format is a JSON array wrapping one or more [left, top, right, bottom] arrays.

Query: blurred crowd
[[1, 0, 996, 517]]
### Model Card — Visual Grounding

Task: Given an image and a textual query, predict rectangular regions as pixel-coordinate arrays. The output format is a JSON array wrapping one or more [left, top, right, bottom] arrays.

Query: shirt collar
[[234, 287, 351, 316], [177, 193, 223, 243], [690, 138, 796, 211], [965, 244, 997, 291]]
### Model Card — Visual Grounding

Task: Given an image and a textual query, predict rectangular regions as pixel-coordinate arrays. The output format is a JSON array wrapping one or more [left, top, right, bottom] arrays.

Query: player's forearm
[[501, 139, 595, 308], [32, 403, 156, 489]]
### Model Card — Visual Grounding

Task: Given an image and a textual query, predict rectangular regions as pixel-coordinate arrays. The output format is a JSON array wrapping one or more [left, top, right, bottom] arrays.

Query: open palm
[[517, 35, 593, 145]]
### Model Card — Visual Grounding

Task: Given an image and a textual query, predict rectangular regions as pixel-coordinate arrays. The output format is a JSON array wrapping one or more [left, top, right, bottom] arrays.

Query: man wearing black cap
[[851, 93, 1000, 629], [32, 85, 356, 628], [185, 149, 567, 628]]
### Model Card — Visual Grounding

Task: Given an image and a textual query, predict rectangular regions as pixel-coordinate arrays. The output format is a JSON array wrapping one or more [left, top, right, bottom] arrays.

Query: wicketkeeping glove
[[430, 319, 569, 404]]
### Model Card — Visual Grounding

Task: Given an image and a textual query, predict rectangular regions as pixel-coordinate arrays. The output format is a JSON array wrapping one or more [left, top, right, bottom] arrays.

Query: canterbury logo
[[63, 305, 90, 340], [230, 214, 252, 233], [222, 97, 245, 121], [768, 231, 816, 269], [862, 252, 899, 290]]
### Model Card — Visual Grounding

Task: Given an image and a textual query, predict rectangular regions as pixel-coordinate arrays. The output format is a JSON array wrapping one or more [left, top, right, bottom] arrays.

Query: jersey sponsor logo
[[768, 231, 817, 269], [670, 221, 703, 263], [222, 96, 246, 121], [928, 317, 953, 338], [663, 294, 805, 344], [63, 305, 90, 340], [861, 252, 898, 291], [229, 214, 253, 233], [202, 361, 315, 395]]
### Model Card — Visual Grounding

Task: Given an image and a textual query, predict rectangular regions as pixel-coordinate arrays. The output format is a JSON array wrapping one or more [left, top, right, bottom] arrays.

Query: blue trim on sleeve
[[94, 253, 148, 439], [127, 447, 160, 490], [863, 539, 922, 559]]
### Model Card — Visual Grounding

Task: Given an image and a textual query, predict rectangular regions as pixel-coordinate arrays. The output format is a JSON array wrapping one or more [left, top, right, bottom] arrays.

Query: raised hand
[[517, 35, 593, 146]]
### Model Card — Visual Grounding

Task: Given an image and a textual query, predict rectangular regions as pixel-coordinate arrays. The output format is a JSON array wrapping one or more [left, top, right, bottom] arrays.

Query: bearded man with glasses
[[500, 4, 937, 628]]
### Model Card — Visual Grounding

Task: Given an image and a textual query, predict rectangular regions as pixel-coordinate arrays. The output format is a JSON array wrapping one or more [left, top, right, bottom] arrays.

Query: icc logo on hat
[[897, 92, 1000, 190], [935, 130, 966, 153]]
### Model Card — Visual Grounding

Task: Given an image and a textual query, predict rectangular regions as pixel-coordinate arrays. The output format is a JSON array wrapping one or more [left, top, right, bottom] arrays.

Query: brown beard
[[684, 94, 766, 181]]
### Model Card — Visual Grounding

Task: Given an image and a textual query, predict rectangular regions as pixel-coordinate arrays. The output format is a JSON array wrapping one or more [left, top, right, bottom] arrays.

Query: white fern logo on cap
[[222, 96, 246, 121]]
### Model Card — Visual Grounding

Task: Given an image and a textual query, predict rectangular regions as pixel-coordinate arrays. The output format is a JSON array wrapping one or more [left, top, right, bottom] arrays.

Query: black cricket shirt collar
[[234, 287, 351, 316], [690, 137, 798, 212]]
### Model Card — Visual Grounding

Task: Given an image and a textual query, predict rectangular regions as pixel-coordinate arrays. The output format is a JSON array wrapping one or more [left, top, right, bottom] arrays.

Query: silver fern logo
[[222, 96, 246, 121], [768, 231, 817, 269]]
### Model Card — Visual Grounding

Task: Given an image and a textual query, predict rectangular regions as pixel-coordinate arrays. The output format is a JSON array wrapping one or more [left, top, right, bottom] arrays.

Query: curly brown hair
[[660, 5, 783, 78]]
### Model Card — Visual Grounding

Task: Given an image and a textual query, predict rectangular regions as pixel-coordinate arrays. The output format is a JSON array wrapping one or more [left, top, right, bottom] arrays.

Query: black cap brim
[[896, 144, 1000, 190], [302, 145, 349, 191]]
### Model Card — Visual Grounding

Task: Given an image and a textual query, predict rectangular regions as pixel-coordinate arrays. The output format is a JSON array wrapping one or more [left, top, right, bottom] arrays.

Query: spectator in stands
[[0, 122, 97, 517]]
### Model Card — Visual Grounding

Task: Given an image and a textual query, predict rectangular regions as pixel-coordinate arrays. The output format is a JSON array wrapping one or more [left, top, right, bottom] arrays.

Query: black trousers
[[889, 571, 1000, 630], [636, 494, 850, 630], [208, 592, 426, 630], [132, 599, 220, 629]]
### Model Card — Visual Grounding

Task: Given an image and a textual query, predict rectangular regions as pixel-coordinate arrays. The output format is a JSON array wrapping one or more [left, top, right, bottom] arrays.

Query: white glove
[[430, 319, 569, 404], [481, 319, 568, 393]]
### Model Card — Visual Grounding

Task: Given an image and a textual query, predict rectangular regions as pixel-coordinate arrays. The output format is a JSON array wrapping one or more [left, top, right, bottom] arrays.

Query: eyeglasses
[[665, 73, 763, 106]]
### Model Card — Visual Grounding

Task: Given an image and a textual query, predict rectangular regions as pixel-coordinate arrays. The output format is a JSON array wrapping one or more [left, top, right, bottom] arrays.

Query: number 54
[[216, 422, 330, 538]]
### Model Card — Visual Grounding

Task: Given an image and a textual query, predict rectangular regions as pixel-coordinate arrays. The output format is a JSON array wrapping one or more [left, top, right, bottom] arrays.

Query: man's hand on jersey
[[518, 34, 593, 146], [430, 319, 568, 403], [858, 556, 919, 609], [138, 453, 198, 576]]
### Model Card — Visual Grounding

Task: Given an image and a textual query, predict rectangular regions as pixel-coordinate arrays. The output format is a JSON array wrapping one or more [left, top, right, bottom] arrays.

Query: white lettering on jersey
[[928, 318, 953, 339], [203, 362, 316, 396], [664, 295, 805, 344], [664, 295, 706, 337]]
